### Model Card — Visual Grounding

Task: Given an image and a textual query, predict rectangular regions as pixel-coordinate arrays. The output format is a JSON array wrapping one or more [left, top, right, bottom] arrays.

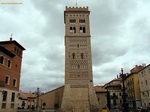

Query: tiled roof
[[19, 91, 36, 100], [0, 40, 25, 50], [95, 86, 107, 93]]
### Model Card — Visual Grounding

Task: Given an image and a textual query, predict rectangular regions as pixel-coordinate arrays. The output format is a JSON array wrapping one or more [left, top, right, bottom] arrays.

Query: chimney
[[10, 34, 13, 41], [10, 37, 12, 41]]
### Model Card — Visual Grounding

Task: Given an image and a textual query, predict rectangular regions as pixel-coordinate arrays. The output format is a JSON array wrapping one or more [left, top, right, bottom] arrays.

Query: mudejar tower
[[61, 6, 98, 112]]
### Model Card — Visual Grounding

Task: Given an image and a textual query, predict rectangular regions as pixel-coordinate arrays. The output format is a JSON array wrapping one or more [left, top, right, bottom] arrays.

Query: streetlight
[[120, 68, 128, 112], [106, 89, 111, 110], [36, 87, 40, 112]]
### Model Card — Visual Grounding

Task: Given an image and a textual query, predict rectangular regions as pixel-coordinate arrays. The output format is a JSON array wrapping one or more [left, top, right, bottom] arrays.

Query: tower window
[[72, 53, 75, 59], [80, 26, 86, 33], [83, 27, 86, 33], [78, 65, 80, 69], [70, 19, 76, 23], [73, 27, 76, 33], [79, 19, 85, 23], [80, 27, 83, 33], [70, 26, 76, 33], [81, 53, 84, 59], [0, 56, 4, 64]]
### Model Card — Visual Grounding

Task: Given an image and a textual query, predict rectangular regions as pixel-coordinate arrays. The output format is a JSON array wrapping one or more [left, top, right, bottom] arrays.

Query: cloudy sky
[[0, 0, 150, 92]]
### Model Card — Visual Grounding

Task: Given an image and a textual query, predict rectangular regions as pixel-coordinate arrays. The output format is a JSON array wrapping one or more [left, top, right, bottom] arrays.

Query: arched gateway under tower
[[61, 6, 99, 112]]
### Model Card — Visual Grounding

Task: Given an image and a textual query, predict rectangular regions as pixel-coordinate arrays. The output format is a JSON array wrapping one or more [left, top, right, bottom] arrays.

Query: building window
[[0, 56, 4, 64], [13, 79, 17, 87], [7, 60, 11, 68], [2, 91, 7, 101], [5, 76, 9, 85], [11, 103, 14, 108], [11, 92, 15, 102], [21, 101, 26, 108], [79, 19, 85, 23], [1, 103, 6, 109], [70, 19, 76, 23]]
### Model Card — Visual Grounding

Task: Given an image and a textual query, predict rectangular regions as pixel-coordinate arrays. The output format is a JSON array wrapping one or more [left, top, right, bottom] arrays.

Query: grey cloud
[[1, 0, 150, 91]]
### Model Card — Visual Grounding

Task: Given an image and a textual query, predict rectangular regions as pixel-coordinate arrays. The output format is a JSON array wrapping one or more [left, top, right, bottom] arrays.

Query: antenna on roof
[[10, 34, 13, 41], [75, 0, 78, 7]]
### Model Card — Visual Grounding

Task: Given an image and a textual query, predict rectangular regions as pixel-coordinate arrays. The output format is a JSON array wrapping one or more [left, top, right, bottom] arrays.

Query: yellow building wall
[[125, 73, 141, 107], [133, 74, 141, 100]]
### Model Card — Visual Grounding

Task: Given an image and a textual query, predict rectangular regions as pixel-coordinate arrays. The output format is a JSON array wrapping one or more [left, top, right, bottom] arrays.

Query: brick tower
[[61, 6, 99, 112], [0, 37, 25, 112]]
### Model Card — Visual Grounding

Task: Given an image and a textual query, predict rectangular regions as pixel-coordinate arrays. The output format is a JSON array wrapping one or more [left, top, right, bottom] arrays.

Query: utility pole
[[36, 87, 40, 112]]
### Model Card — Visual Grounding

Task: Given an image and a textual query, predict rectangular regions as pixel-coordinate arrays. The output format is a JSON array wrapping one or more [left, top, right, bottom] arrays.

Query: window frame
[[7, 59, 11, 68], [5, 76, 10, 85], [0, 56, 4, 64], [11, 92, 15, 102], [13, 79, 17, 87], [2, 91, 8, 101]]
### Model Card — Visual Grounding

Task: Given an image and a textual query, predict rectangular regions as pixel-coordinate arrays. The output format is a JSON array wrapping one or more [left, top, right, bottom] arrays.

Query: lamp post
[[120, 68, 128, 112], [36, 87, 40, 112], [106, 89, 111, 110]]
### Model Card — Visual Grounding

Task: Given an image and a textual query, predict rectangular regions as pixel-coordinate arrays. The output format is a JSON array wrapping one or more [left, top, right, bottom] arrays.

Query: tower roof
[[64, 6, 90, 23], [0, 45, 15, 57], [0, 40, 26, 50], [65, 6, 89, 11]]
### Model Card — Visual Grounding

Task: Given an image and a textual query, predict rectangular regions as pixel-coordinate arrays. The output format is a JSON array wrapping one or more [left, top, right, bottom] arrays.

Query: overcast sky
[[0, 0, 150, 92]]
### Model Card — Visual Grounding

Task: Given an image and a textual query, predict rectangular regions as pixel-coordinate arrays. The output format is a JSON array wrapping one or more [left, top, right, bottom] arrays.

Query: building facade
[[38, 85, 106, 111], [18, 91, 36, 110], [0, 38, 25, 112], [124, 65, 144, 108], [138, 64, 150, 107], [61, 6, 98, 112], [39, 86, 64, 110], [104, 78, 123, 108], [95, 86, 107, 110]]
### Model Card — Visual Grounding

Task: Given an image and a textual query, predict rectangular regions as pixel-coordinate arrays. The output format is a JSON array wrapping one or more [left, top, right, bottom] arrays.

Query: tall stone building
[[61, 6, 99, 112]]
